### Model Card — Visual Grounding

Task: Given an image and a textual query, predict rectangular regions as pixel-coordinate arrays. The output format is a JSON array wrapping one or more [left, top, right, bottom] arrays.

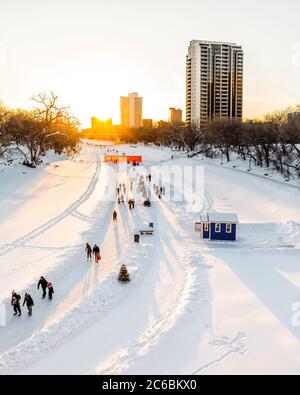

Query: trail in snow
[[0, 156, 100, 256]]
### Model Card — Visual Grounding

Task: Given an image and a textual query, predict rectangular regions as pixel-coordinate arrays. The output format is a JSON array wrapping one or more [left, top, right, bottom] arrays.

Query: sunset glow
[[0, 0, 300, 126]]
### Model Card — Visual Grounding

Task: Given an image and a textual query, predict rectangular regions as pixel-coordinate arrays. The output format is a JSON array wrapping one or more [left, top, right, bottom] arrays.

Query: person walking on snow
[[113, 210, 118, 222], [38, 276, 48, 299], [11, 291, 21, 316], [47, 282, 54, 301], [23, 293, 34, 316], [85, 243, 92, 261], [93, 244, 101, 263]]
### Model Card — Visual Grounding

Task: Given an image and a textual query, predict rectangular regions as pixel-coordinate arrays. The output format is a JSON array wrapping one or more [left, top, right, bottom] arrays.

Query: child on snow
[[47, 282, 54, 301]]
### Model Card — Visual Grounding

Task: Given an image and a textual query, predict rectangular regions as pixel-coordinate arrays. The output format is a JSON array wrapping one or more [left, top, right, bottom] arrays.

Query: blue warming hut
[[199, 212, 239, 241]]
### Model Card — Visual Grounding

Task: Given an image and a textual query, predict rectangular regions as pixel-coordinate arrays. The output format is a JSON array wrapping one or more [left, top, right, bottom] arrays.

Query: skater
[[23, 293, 34, 316], [113, 210, 118, 222], [47, 282, 54, 301], [128, 199, 132, 210], [85, 243, 92, 261], [11, 291, 21, 316], [160, 186, 163, 195], [132, 198, 135, 209], [149, 174, 152, 183], [38, 276, 48, 299], [93, 244, 101, 263], [117, 187, 120, 195]]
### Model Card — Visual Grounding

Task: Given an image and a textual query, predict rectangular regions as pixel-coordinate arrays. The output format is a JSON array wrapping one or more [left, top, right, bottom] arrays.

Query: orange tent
[[104, 155, 142, 164]]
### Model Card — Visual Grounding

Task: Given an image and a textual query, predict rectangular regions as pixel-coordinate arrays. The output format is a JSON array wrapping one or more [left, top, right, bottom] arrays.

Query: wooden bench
[[140, 229, 154, 235]]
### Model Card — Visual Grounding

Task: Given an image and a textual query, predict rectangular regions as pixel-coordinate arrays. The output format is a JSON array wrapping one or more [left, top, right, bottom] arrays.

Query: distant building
[[169, 108, 183, 124], [120, 93, 143, 129], [155, 120, 170, 129], [186, 40, 243, 127], [91, 117, 113, 131], [142, 119, 153, 128]]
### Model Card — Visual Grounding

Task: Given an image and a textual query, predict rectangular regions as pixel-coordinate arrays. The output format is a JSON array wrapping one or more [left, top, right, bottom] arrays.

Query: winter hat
[[47, 282, 52, 287]]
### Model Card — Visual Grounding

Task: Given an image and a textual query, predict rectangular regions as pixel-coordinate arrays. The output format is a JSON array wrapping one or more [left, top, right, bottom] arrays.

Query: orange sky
[[0, 0, 300, 128]]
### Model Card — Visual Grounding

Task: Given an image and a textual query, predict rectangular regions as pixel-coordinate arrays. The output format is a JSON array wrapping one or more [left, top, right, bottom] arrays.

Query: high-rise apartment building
[[186, 40, 243, 127], [169, 108, 183, 124], [120, 93, 143, 129]]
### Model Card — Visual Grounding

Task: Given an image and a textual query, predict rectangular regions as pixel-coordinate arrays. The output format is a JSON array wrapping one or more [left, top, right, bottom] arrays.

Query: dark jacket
[[11, 293, 21, 306], [93, 246, 100, 254], [38, 278, 48, 290], [23, 295, 34, 307], [85, 244, 92, 252], [48, 286, 54, 295]]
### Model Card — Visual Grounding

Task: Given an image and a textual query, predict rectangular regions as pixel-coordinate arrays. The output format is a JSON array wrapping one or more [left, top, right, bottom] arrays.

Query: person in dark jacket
[[47, 282, 54, 301], [85, 243, 92, 261], [93, 244, 101, 263], [11, 291, 21, 316], [113, 210, 117, 222], [38, 276, 48, 299], [23, 293, 34, 316]]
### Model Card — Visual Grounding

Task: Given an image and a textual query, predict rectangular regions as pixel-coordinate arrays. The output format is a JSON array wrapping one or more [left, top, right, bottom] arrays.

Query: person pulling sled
[[93, 244, 101, 263]]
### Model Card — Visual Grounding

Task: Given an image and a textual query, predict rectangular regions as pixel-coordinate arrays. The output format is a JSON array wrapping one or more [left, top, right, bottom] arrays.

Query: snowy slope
[[0, 143, 299, 375]]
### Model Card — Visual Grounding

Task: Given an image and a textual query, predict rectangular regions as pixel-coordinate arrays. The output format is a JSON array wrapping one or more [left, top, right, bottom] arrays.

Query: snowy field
[[0, 141, 300, 375]]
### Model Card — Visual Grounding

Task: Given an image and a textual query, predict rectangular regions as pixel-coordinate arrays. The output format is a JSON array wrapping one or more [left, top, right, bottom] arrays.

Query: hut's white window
[[226, 224, 232, 233], [215, 224, 221, 233], [204, 223, 209, 232]]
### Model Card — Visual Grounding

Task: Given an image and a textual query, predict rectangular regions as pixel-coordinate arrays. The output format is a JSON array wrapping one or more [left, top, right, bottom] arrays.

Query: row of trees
[[122, 106, 300, 179], [0, 92, 80, 167]]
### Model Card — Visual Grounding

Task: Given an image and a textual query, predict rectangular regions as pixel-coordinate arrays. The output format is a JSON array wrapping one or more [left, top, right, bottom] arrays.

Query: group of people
[[117, 183, 127, 204], [128, 198, 135, 210], [153, 184, 166, 199], [11, 276, 54, 318], [85, 243, 101, 263]]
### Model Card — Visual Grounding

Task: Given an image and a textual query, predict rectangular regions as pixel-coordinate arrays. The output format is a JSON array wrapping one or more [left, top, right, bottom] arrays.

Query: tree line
[[0, 92, 80, 167], [122, 106, 300, 179]]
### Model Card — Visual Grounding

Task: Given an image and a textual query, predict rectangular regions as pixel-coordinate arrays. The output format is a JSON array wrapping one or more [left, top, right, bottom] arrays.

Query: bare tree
[[0, 102, 12, 157]]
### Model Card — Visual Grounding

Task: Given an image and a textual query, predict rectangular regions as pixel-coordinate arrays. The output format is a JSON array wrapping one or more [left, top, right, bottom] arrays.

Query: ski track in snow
[[0, 155, 100, 257], [0, 237, 155, 375], [96, 248, 213, 375], [191, 332, 249, 375]]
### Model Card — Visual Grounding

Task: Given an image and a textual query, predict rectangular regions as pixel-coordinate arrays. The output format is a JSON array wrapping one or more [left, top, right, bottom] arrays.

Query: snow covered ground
[[0, 142, 299, 375]]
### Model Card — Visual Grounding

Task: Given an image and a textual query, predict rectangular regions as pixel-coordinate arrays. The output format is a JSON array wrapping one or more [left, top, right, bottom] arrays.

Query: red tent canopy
[[104, 155, 142, 163]]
